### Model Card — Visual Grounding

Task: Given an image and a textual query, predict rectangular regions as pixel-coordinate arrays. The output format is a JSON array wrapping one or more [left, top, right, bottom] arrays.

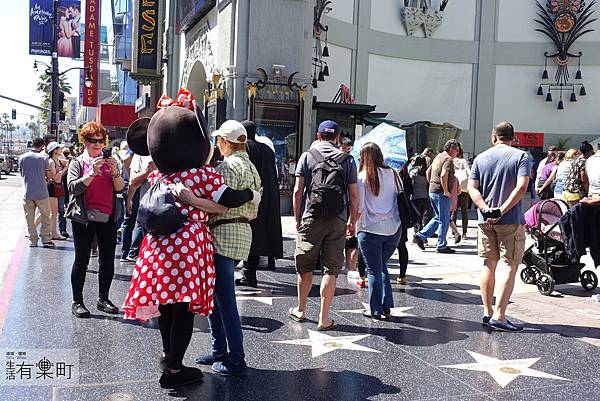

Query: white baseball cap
[[211, 120, 247, 143], [46, 142, 62, 154]]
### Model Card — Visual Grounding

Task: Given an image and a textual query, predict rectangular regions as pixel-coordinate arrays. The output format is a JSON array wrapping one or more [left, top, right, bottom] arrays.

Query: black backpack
[[306, 149, 349, 217], [137, 179, 187, 235]]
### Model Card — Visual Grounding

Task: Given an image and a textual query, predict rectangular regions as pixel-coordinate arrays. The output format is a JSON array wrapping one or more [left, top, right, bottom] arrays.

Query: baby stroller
[[522, 199, 598, 295]]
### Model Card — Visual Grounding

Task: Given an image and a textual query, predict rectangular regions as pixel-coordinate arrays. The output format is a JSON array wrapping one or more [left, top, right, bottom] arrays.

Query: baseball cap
[[318, 120, 340, 135], [211, 120, 247, 143], [46, 142, 62, 154]]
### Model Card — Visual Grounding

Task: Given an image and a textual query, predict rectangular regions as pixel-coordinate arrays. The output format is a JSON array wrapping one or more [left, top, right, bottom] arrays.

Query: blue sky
[[0, 0, 112, 127]]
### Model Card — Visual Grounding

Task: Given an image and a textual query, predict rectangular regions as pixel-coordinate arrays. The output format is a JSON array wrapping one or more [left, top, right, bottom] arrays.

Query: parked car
[[0, 157, 11, 175]]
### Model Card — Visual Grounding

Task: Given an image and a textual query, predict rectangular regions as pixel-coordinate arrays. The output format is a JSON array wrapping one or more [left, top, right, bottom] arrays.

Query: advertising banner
[[29, 0, 53, 55], [29, 0, 81, 58], [131, 0, 165, 82], [83, 0, 100, 106], [514, 132, 545, 148]]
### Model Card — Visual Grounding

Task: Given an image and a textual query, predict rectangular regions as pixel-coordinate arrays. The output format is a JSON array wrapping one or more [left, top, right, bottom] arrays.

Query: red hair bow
[[156, 88, 195, 110]]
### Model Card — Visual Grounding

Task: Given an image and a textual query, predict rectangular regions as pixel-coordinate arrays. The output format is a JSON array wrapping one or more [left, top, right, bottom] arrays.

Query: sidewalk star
[[440, 350, 569, 388], [274, 330, 381, 357]]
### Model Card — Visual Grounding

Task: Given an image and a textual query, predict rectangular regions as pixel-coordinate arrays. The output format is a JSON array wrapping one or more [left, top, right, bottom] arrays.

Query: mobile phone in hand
[[102, 149, 112, 159], [482, 208, 501, 219]]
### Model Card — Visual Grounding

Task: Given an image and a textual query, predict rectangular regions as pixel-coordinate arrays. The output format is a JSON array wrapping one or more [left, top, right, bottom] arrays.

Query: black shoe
[[413, 235, 425, 250], [72, 303, 91, 318], [60, 231, 69, 238], [235, 276, 258, 288], [159, 366, 203, 389], [431, 233, 438, 238], [194, 353, 227, 366], [90, 250, 98, 257], [97, 299, 119, 314], [436, 247, 456, 254]]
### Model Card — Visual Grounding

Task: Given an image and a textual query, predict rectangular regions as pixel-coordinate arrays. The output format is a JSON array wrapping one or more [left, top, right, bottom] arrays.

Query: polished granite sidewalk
[[0, 228, 599, 401]]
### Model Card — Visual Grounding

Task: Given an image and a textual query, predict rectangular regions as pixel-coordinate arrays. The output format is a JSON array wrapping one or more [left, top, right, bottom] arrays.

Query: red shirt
[[83, 159, 114, 215]]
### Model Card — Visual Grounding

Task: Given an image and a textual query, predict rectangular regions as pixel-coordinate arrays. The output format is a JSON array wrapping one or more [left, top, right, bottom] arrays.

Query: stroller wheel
[[536, 274, 554, 296], [580, 271, 598, 291], [520, 267, 537, 285]]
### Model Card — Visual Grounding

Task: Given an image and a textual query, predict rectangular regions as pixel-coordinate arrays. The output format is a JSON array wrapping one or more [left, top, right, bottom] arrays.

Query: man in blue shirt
[[468, 122, 531, 332]]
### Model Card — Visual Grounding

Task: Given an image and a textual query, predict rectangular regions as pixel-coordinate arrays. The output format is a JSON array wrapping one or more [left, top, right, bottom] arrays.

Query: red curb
[[0, 233, 26, 334]]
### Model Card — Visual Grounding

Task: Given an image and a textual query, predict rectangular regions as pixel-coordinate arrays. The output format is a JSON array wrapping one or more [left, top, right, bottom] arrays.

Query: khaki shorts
[[477, 223, 526, 267], [295, 216, 346, 276]]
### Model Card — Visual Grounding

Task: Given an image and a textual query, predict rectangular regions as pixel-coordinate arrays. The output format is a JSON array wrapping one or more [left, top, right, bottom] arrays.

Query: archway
[[186, 60, 208, 106]]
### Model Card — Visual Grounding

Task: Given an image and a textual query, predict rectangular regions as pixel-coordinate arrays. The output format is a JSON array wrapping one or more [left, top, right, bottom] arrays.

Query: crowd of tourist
[[17, 92, 600, 388]]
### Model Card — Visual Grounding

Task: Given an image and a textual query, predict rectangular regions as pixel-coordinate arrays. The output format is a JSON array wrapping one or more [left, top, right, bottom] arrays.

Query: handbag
[[394, 170, 421, 228], [52, 181, 65, 198], [87, 208, 110, 223], [137, 178, 187, 235]]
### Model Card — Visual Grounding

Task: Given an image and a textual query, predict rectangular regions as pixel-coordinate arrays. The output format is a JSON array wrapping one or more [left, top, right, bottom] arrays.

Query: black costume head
[[241, 120, 256, 140], [127, 100, 213, 174]]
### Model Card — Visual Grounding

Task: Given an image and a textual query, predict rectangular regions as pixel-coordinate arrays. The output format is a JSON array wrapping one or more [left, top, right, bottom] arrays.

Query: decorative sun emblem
[[555, 12, 576, 31]]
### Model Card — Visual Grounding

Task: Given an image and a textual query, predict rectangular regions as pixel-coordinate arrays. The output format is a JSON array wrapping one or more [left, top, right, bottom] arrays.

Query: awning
[[96, 104, 138, 128]]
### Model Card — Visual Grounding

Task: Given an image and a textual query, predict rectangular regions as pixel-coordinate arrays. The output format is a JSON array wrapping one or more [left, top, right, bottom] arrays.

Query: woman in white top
[[586, 144, 600, 196], [357, 143, 401, 320]]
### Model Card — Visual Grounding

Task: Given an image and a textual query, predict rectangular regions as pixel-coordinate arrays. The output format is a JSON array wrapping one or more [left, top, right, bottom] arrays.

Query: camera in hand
[[102, 149, 112, 159], [482, 208, 502, 219]]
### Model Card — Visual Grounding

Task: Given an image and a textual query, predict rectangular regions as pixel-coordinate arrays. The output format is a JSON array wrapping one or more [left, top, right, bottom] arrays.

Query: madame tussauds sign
[[83, 0, 100, 106], [131, 0, 165, 83]]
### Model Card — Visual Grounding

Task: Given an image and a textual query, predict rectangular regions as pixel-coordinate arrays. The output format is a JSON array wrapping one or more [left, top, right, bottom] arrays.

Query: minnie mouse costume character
[[123, 89, 259, 389]]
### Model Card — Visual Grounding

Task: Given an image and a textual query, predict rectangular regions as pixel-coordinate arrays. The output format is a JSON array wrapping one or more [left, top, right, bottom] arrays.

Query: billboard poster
[[29, 0, 53, 55], [83, 0, 100, 106], [176, 0, 215, 33], [28, 0, 81, 58]]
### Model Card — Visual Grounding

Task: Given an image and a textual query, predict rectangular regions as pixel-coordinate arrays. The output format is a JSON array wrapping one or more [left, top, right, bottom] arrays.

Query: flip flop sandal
[[288, 307, 306, 322], [316, 320, 338, 331]]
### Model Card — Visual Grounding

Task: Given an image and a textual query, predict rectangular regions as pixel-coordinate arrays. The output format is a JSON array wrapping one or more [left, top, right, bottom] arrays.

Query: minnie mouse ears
[[126, 117, 151, 156]]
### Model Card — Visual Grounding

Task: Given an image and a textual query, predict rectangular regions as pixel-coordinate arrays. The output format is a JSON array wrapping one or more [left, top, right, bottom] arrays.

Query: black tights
[[157, 303, 195, 370], [397, 240, 408, 278]]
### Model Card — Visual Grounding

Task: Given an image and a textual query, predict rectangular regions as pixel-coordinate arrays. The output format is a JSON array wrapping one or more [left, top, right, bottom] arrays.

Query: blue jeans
[[208, 254, 246, 367], [357, 228, 401, 315], [417, 192, 451, 249], [120, 190, 139, 259], [58, 196, 67, 233], [128, 222, 145, 259]]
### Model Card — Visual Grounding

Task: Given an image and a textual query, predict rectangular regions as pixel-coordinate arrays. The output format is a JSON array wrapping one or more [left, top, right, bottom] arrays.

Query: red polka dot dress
[[123, 166, 225, 321]]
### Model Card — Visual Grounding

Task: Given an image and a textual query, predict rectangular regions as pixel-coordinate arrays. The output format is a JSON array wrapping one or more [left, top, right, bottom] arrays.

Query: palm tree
[[36, 72, 72, 126], [554, 137, 572, 150]]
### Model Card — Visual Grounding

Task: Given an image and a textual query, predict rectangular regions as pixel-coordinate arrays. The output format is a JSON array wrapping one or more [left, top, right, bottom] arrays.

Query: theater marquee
[[131, 0, 165, 83]]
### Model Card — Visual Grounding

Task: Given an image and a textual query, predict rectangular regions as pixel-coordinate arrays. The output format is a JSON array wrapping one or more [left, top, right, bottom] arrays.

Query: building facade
[[317, 0, 600, 155]]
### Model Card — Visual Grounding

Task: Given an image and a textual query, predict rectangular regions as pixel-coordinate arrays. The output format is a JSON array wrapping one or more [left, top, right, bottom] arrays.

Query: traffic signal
[[58, 92, 65, 112], [11, 109, 16, 119]]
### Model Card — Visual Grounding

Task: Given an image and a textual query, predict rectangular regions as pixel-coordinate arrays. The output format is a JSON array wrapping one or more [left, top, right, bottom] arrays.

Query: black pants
[[158, 303, 195, 370], [71, 219, 117, 303], [397, 228, 409, 278], [413, 198, 433, 233], [451, 192, 470, 236], [357, 251, 366, 278], [242, 255, 275, 277]]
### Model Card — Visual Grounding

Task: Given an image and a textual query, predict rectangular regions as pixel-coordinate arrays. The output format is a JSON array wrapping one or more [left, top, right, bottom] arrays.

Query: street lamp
[[33, 60, 93, 135]]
